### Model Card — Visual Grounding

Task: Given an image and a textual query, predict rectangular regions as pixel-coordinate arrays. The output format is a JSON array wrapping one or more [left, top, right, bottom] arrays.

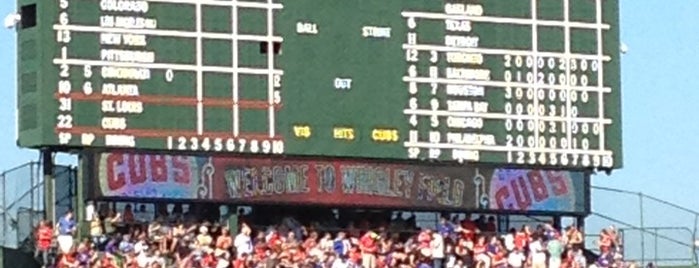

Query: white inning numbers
[[56, 0, 73, 145], [167, 136, 284, 155], [165, 69, 174, 82]]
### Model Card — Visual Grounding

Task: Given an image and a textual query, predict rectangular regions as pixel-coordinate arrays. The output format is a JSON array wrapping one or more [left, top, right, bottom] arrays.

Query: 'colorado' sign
[[96, 153, 587, 213]]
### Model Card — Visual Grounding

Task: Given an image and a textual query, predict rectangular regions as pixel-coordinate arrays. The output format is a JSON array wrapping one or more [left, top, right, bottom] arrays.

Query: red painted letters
[[105, 153, 192, 191]]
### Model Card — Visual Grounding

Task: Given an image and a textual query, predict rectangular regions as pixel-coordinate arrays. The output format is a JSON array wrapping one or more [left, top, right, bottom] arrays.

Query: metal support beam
[[41, 149, 55, 224], [76, 154, 86, 239], [640, 193, 645, 265]]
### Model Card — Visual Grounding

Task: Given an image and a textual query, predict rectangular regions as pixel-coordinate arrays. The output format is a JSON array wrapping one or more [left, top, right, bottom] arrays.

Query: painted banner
[[96, 153, 587, 213]]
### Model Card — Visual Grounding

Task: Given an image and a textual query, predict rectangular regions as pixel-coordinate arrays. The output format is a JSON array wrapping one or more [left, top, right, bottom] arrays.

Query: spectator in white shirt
[[503, 228, 516, 252], [529, 234, 547, 268], [507, 248, 526, 268], [234, 224, 253, 258], [431, 232, 446, 268], [331, 255, 352, 268]]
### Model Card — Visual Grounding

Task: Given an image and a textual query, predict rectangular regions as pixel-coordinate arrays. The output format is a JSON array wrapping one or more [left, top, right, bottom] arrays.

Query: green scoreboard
[[16, 0, 622, 169]]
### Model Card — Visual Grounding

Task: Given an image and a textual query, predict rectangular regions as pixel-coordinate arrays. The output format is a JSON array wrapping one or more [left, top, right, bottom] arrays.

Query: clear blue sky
[[0, 0, 697, 229]]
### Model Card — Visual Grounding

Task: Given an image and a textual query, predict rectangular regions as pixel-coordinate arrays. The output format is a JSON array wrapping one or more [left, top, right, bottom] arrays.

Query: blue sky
[[0, 0, 697, 239]]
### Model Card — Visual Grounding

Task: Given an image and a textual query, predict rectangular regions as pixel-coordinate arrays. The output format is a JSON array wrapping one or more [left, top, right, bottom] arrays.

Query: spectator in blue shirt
[[56, 210, 76, 254], [437, 216, 455, 239]]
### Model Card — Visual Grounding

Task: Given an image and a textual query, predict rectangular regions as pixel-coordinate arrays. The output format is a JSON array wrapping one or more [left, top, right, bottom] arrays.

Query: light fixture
[[4, 13, 20, 29]]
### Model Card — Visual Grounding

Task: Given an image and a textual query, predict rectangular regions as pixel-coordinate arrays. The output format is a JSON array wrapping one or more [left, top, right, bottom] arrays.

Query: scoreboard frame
[[15, 0, 623, 170]]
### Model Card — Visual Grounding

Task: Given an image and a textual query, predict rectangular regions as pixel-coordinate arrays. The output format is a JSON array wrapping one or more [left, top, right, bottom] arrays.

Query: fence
[[0, 161, 76, 249], [587, 186, 699, 267]]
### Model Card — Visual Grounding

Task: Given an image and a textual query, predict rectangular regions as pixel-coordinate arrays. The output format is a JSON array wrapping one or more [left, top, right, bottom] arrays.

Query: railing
[[589, 186, 699, 267], [0, 161, 76, 249], [0, 162, 42, 249], [621, 227, 696, 266]]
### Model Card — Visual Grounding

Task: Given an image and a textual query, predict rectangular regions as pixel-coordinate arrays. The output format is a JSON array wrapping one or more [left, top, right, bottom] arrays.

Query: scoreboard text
[[16, 0, 622, 169]]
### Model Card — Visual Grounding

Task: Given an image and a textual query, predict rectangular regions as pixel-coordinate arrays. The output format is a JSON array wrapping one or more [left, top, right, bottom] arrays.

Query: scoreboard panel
[[16, 0, 622, 169]]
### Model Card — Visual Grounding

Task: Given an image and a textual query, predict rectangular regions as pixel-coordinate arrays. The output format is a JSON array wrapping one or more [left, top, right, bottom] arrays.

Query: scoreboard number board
[[16, 0, 622, 169]]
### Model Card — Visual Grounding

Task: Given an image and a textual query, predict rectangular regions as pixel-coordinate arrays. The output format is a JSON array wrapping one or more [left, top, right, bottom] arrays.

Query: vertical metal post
[[639, 192, 645, 265], [1, 169, 5, 247], [42, 149, 56, 225], [75, 154, 86, 239], [653, 228, 658, 266], [30, 162, 35, 223], [693, 215, 698, 266]]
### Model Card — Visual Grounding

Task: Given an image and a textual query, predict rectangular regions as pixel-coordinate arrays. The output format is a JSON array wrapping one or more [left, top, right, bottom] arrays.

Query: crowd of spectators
[[33, 207, 624, 268]]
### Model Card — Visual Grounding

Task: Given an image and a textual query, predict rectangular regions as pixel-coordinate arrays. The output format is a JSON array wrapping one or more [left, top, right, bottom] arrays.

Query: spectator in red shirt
[[349, 245, 362, 265], [35, 220, 53, 267], [485, 216, 497, 233], [360, 231, 379, 268], [515, 226, 530, 251], [232, 253, 250, 268], [57, 250, 79, 268], [460, 215, 478, 241], [100, 254, 119, 268]]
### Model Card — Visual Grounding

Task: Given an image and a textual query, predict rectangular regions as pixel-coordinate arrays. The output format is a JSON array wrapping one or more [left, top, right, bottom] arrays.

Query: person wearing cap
[[193, 224, 213, 262], [360, 231, 379, 268]]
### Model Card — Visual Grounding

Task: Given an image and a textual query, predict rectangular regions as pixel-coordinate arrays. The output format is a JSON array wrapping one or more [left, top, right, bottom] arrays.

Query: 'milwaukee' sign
[[97, 153, 586, 213]]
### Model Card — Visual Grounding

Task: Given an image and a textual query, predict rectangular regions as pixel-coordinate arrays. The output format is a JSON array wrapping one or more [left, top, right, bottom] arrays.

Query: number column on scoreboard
[[55, 0, 74, 145], [402, 2, 492, 164], [51, 0, 160, 148], [403, 14, 449, 161]]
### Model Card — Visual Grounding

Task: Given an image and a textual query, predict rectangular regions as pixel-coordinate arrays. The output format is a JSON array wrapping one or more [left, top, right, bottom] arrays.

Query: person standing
[[431, 232, 445, 268], [529, 234, 547, 268], [35, 220, 53, 268], [234, 224, 253, 258], [56, 210, 77, 254], [547, 234, 565, 268], [359, 231, 379, 268]]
